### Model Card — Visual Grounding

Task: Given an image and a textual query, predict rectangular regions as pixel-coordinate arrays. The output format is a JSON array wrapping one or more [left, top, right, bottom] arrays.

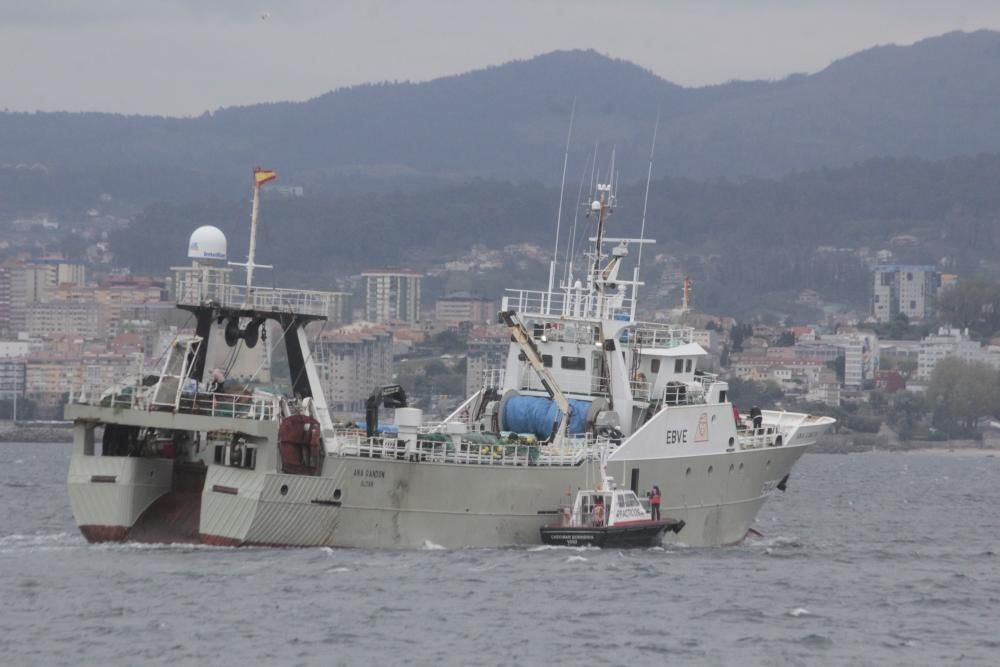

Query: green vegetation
[[939, 281, 1000, 339], [727, 378, 784, 410], [83, 148, 1000, 317], [869, 314, 934, 341], [925, 358, 1000, 437]]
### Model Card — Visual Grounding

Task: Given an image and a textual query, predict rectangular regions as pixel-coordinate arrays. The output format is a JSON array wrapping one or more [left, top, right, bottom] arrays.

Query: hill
[[106, 153, 1000, 317], [6, 30, 1000, 206]]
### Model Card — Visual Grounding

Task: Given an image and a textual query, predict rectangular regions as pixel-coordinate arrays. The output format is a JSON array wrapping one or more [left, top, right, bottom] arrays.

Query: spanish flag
[[253, 167, 277, 186]]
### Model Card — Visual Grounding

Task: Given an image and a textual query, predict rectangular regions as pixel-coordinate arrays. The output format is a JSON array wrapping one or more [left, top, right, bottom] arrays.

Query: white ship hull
[[67, 414, 814, 548]]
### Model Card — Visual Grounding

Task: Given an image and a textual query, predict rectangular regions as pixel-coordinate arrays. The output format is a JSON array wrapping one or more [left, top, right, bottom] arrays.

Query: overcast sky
[[5, 0, 1000, 116]]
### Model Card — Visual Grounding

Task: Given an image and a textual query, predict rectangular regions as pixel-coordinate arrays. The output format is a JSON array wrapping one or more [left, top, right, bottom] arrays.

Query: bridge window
[[674, 358, 684, 373], [520, 352, 552, 367], [650, 359, 660, 373], [685, 359, 693, 373], [561, 356, 586, 371]]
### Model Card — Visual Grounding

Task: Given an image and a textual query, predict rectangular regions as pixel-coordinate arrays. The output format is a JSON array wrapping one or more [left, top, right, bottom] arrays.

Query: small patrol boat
[[540, 464, 684, 548]]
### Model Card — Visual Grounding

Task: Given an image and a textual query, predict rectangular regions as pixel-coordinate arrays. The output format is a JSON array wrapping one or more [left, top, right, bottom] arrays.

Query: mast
[[246, 180, 261, 289], [590, 147, 615, 280], [637, 108, 660, 270], [631, 111, 661, 317], [230, 167, 277, 289], [548, 98, 576, 305], [591, 185, 611, 277]]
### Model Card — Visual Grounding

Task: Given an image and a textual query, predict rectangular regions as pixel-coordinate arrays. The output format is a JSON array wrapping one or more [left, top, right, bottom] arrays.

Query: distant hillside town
[[3, 226, 1000, 449]]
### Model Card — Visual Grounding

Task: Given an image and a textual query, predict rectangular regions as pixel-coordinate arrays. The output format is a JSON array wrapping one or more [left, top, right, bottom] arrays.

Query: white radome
[[188, 226, 227, 261]]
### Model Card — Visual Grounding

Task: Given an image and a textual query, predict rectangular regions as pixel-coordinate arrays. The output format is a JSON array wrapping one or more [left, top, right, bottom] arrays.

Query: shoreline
[[0, 428, 73, 444], [886, 446, 1000, 457]]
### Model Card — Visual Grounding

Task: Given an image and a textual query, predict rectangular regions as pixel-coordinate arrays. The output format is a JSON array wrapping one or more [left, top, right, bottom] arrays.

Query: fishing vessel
[[64, 167, 835, 549]]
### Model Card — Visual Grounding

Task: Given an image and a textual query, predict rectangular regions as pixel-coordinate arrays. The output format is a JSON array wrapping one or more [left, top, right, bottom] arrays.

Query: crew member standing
[[650, 485, 662, 521], [592, 498, 605, 527]]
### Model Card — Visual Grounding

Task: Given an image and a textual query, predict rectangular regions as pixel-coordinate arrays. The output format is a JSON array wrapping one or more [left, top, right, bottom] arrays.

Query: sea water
[[2, 442, 999, 666]]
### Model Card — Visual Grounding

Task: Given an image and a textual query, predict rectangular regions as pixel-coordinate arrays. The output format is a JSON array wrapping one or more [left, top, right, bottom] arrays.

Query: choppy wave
[[421, 540, 447, 550], [0, 531, 81, 553], [3, 443, 1000, 665]]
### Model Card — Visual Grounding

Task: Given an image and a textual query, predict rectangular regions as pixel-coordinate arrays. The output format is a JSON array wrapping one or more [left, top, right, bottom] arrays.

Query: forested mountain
[[6, 30, 1000, 207], [107, 153, 1000, 315]]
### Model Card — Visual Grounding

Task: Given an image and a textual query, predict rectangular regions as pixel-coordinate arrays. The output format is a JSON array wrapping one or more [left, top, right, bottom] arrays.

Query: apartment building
[[434, 293, 493, 325], [872, 265, 943, 323], [465, 325, 509, 395], [314, 325, 394, 414], [362, 270, 422, 323]]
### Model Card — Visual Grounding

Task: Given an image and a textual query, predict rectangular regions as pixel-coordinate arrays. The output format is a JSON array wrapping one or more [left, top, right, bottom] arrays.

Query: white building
[[0, 340, 35, 359], [362, 270, 422, 323], [872, 265, 942, 323], [26, 301, 103, 340], [800, 332, 879, 388], [917, 327, 1000, 380]]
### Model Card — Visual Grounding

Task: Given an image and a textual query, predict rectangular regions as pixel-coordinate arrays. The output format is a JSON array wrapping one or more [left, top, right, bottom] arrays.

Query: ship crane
[[499, 310, 572, 447]]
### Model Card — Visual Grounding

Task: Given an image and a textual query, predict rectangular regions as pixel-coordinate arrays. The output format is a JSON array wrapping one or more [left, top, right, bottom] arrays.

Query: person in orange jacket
[[650, 485, 662, 520]]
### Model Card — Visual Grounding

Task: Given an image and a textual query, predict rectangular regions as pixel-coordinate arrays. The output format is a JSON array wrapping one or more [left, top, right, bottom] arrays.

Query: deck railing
[[691, 372, 720, 391], [336, 433, 610, 467], [502, 289, 633, 321], [617, 324, 694, 350], [482, 368, 506, 390], [175, 277, 340, 318], [176, 393, 279, 420], [736, 427, 783, 450], [74, 381, 280, 422], [629, 378, 651, 401]]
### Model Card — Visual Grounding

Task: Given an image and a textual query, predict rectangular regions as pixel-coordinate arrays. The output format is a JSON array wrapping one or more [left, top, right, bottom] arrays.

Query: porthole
[[729, 464, 735, 472], [728, 437, 735, 447], [280, 484, 289, 496], [333, 489, 342, 501], [766, 460, 771, 467], [707, 466, 713, 475], [739, 463, 744, 471], [685, 467, 692, 476]]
